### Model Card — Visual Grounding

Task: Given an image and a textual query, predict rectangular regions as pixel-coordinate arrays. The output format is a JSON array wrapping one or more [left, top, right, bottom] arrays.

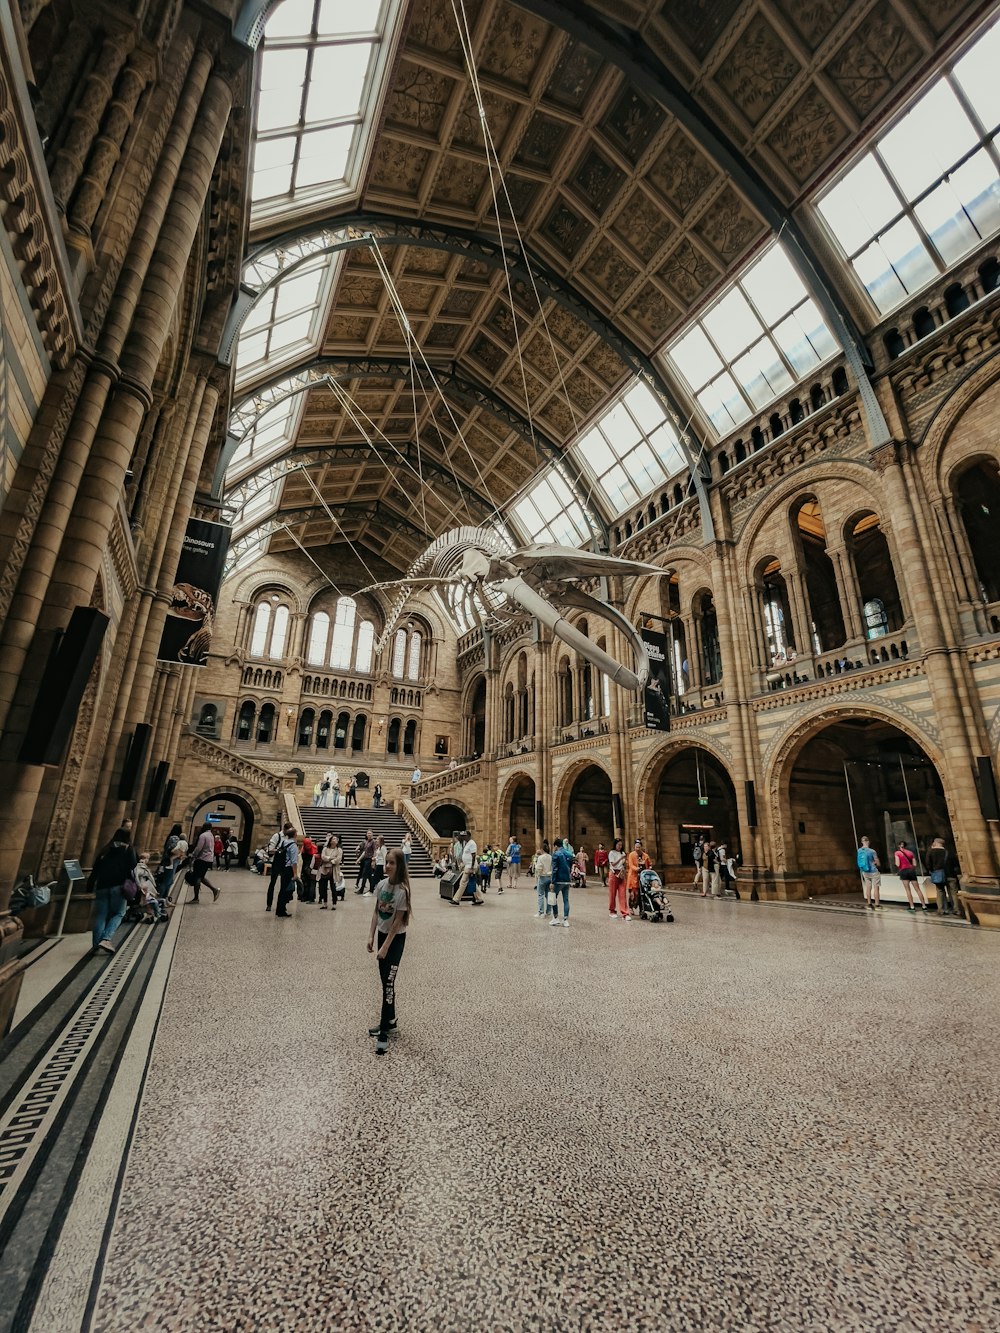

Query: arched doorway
[[955, 458, 1000, 603], [503, 775, 536, 839], [651, 748, 738, 870], [564, 764, 613, 851], [427, 803, 469, 839], [783, 717, 953, 899], [189, 791, 258, 862]]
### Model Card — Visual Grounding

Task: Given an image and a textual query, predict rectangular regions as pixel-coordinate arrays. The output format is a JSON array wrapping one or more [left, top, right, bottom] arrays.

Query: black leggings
[[377, 932, 406, 1035]]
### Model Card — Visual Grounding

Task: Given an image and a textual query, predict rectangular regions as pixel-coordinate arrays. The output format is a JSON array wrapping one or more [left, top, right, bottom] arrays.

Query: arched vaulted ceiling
[[226, 0, 991, 574]]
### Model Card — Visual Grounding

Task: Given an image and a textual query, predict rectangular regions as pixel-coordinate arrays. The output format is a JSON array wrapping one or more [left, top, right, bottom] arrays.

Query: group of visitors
[[856, 834, 962, 914], [691, 835, 740, 898], [312, 770, 359, 808]]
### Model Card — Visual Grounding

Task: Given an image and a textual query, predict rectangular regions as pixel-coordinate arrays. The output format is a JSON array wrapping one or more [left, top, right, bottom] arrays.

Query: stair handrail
[[411, 760, 481, 799], [283, 790, 304, 836], [395, 798, 450, 864], [185, 733, 282, 793]]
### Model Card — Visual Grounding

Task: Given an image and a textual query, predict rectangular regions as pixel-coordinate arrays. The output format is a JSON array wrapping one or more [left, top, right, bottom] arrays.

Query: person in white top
[[410, 766, 422, 783], [534, 840, 553, 918], [450, 834, 484, 905], [401, 832, 413, 870], [372, 835, 388, 892], [607, 838, 627, 920]]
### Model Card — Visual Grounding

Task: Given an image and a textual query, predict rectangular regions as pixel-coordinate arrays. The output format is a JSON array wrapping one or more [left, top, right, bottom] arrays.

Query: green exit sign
[[698, 797, 708, 806]]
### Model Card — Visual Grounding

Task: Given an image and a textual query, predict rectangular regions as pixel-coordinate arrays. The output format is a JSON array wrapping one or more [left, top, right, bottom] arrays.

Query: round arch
[[766, 704, 953, 896], [499, 770, 536, 839], [425, 800, 473, 839], [554, 757, 613, 848], [184, 787, 270, 861], [634, 738, 737, 866]]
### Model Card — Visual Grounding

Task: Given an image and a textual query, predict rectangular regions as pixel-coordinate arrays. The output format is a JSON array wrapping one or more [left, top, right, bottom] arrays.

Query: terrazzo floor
[[88, 870, 999, 1332]]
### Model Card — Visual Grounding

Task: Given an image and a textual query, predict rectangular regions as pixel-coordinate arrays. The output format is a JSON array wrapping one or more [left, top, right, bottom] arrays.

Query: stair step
[[298, 806, 434, 873]]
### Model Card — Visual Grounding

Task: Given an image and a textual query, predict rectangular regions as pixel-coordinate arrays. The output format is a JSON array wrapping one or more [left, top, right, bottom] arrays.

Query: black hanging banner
[[640, 625, 672, 732], [157, 519, 231, 666]]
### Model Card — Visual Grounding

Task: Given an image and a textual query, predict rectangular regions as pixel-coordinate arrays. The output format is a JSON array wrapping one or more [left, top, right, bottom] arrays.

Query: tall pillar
[[829, 545, 863, 642], [50, 31, 133, 213], [871, 441, 999, 883]]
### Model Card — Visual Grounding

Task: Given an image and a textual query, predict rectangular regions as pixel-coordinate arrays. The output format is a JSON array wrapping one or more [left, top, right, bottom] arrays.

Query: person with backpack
[[505, 835, 521, 891], [895, 840, 929, 913], [549, 837, 573, 927], [275, 834, 300, 918], [266, 824, 294, 911], [224, 834, 239, 870], [692, 835, 705, 888], [856, 835, 882, 910], [157, 824, 183, 897], [367, 847, 413, 1055], [925, 836, 960, 915], [88, 827, 138, 954]]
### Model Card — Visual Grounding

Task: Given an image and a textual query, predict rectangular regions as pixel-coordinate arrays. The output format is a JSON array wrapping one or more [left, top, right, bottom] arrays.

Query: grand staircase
[[297, 805, 435, 877]]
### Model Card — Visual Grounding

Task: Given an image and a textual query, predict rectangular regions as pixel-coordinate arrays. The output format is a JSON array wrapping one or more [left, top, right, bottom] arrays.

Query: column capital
[[868, 438, 913, 474]]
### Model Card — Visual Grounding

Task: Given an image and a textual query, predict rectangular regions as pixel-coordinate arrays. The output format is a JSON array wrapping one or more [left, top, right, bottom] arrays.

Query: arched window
[[257, 703, 275, 744], [297, 708, 314, 748], [330, 596, 357, 669], [406, 631, 422, 681], [249, 594, 291, 659], [387, 717, 401, 754], [698, 592, 722, 686], [250, 603, 270, 656], [236, 701, 255, 741], [334, 711, 349, 750], [848, 512, 903, 636], [351, 714, 367, 752], [403, 719, 417, 755], [760, 559, 794, 664], [317, 710, 332, 749], [391, 629, 407, 678], [271, 605, 289, 659], [355, 620, 374, 673], [793, 498, 846, 653], [307, 611, 329, 664], [956, 460, 1000, 603]]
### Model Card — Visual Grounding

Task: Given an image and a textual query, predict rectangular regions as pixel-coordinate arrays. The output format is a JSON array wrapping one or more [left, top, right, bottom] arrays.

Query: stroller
[[637, 868, 674, 922], [570, 862, 586, 889]]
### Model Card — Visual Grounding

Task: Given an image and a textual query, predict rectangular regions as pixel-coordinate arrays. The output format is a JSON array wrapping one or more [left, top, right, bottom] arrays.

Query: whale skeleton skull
[[361, 531, 662, 693]]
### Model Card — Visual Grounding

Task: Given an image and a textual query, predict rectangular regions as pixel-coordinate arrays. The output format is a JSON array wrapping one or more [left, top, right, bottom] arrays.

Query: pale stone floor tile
[[89, 872, 1000, 1332]]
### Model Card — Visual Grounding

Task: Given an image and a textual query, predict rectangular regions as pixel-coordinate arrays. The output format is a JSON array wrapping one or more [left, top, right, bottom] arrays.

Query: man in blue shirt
[[550, 836, 573, 928], [856, 835, 882, 910], [505, 835, 521, 892]]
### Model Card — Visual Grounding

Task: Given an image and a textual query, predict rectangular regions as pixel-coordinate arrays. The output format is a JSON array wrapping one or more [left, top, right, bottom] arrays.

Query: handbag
[[546, 886, 557, 906], [930, 868, 946, 885]]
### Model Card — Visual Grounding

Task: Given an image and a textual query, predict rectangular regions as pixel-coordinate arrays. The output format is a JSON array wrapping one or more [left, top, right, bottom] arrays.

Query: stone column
[[785, 569, 813, 659], [50, 31, 133, 213], [34, 17, 92, 145], [829, 545, 863, 642], [69, 52, 151, 240], [872, 441, 999, 882]]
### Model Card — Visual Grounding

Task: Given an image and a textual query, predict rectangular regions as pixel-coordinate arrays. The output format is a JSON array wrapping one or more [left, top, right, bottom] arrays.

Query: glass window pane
[[915, 179, 981, 263], [670, 325, 723, 390], [879, 83, 978, 199], [771, 311, 822, 377], [623, 381, 665, 434], [308, 612, 329, 664], [270, 605, 290, 658], [578, 428, 616, 477], [307, 43, 373, 121], [355, 620, 374, 672], [952, 146, 1000, 239], [880, 216, 938, 292], [698, 373, 750, 433], [317, 0, 382, 34], [601, 402, 642, 451], [251, 604, 270, 656], [252, 162, 295, 201], [703, 288, 763, 359], [732, 338, 793, 408], [649, 424, 685, 476], [819, 155, 900, 254], [954, 20, 1000, 130], [267, 0, 316, 40], [741, 245, 807, 324], [852, 240, 909, 314], [295, 124, 356, 188]]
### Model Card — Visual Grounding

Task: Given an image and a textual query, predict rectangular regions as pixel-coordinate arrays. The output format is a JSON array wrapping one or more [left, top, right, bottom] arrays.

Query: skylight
[[817, 17, 1000, 315], [251, 0, 404, 227], [227, 393, 306, 478], [236, 254, 338, 389], [572, 381, 687, 516], [511, 469, 593, 548], [667, 242, 839, 435]]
